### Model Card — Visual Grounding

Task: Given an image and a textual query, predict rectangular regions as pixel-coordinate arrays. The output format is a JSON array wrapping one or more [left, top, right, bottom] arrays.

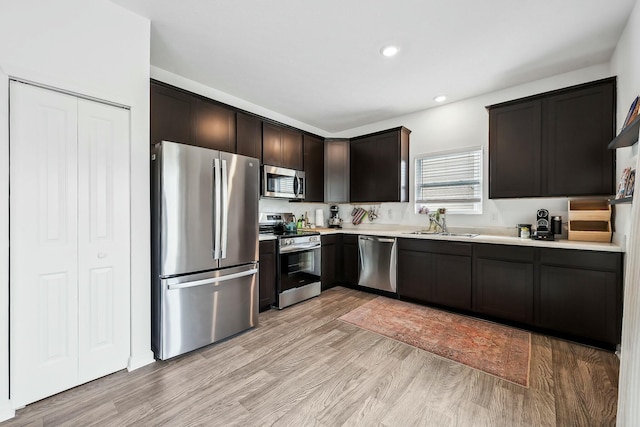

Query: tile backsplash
[[259, 198, 572, 234]]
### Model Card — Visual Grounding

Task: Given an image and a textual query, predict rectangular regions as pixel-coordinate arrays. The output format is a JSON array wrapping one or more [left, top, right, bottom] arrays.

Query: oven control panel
[[279, 234, 321, 253]]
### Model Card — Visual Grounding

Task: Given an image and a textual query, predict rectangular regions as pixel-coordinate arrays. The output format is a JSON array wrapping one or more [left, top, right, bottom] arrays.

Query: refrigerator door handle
[[220, 159, 229, 259], [213, 158, 222, 260], [167, 267, 259, 290]]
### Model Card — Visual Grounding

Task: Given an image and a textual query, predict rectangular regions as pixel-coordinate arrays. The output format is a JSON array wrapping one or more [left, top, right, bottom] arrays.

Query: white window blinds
[[415, 147, 483, 214]]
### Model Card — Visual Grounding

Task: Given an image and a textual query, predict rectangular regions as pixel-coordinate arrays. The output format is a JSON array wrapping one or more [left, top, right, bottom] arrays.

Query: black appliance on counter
[[532, 208, 554, 240], [328, 205, 342, 228], [259, 212, 321, 309]]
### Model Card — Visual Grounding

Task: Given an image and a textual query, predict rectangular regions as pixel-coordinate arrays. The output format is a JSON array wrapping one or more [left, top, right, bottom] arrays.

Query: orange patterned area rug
[[339, 296, 531, 387]]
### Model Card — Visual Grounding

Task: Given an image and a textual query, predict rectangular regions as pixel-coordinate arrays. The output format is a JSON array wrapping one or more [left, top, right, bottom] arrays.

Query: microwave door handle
[[220, 159, 229, 259], [212, 158, 222, 260], [293, 175, 299, 197]]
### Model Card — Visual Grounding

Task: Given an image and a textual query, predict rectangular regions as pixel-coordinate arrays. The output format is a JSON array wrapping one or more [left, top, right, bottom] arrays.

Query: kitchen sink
[[407, 230, 479, 238], [438, 232, 479, 238]]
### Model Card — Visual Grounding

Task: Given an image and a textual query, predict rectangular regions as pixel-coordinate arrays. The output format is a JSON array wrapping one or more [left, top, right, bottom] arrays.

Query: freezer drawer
[[155, 264, 258, 360]]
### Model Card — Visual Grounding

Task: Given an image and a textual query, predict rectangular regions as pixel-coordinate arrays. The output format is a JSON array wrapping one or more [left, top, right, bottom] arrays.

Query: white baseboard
[[0, 400, 15, 422], [128, 351, 155, 371]]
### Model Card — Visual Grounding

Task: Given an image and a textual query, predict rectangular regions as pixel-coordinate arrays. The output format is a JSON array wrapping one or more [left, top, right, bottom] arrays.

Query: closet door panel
[[9, 82, 79, 407], [77, 100, 131, 382]]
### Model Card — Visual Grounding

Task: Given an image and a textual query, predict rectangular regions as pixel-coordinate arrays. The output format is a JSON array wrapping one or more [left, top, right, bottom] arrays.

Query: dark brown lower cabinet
[[340, 235, 359, 286], [536, 248, 622, 345], [321, 235, 338, 290], [472, 244, 534, 324], [433, 254, 472, 309], [327, 234, 622, 349], [259, 240, 276, 311], [397, 238, 472, 310], [397, 249, 430, 301]]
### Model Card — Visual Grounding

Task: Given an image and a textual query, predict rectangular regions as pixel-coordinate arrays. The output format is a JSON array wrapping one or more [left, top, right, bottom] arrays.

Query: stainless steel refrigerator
[[151, 141, 260, 360]]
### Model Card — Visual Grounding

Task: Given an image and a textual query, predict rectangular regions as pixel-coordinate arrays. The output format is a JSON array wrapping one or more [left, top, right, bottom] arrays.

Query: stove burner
[[259, 211, 320, 238]]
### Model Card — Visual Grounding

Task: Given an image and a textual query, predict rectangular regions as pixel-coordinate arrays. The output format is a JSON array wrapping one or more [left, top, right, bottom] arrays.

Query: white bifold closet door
[[9, 81, 130, 407]]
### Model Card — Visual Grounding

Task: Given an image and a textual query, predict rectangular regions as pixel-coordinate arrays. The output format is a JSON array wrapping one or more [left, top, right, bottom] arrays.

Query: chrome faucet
[[429, 215, 447, 233], [427, 208, 448, 233]]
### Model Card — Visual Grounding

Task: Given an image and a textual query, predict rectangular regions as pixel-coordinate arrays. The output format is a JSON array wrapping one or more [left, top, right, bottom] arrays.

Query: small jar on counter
[[517, 224, 531, 239]]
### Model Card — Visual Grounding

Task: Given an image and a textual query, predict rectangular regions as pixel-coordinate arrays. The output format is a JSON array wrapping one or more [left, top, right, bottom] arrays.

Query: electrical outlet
[[388, 209, 393, 219], [491, 212, 498, 222]]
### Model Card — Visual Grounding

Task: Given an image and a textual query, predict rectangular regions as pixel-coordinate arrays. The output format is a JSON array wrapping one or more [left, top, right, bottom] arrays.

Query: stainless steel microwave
[[261, 165, 305, 199]]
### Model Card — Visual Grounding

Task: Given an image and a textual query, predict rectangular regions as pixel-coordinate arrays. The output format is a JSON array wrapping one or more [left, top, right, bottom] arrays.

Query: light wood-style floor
[[2, 287, 619, 426]]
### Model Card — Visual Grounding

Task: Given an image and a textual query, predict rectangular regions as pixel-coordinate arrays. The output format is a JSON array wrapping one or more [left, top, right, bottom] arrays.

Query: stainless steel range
[[259, 213, 321, 309]]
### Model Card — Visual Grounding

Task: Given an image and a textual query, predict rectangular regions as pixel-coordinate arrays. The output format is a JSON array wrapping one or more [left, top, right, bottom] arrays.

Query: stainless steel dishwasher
[[358, 235, 397, 293]]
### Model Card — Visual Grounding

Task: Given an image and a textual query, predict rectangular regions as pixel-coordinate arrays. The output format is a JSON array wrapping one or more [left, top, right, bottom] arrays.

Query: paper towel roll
[[315, 209, 325, 228]]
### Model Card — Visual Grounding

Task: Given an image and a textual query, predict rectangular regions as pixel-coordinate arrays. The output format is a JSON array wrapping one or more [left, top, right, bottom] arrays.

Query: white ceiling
[[111, 0, 635, 133]]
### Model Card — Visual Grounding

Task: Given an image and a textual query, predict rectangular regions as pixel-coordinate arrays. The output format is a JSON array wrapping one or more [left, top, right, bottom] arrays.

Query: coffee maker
[[531, 208, 554, 240], [328, 205, 342, 228]]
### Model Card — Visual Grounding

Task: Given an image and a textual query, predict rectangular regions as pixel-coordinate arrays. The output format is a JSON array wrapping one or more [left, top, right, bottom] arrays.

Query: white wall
[[610, 0, 640, 424], [259, 64, 615, 234], [152, 67, 328, 137], [231, 64, 612, 233], [155, 54, 616, 234], [0, 0, 153, 420], [326, 63, 614, 233]]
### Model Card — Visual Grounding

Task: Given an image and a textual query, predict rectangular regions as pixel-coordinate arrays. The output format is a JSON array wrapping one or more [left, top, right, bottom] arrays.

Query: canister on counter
[[517, 224, 531, 239]]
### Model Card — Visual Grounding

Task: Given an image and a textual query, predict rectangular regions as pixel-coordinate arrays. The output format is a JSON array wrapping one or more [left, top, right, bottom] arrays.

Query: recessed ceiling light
[[380, 46, 399, 57], [434, 95, 447, 103]]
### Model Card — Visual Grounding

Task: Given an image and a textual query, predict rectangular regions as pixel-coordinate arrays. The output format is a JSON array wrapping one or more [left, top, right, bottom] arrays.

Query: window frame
[[414, 146, 483, 215]]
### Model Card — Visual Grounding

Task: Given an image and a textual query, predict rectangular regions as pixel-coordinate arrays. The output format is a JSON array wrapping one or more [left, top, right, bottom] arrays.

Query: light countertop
[[312, 227, 624, 253]]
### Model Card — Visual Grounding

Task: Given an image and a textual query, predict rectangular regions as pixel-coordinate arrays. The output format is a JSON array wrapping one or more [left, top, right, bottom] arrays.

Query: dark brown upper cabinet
[[489, 100, 542, 197], [262, 122, 282, 166], [150, 80, 237, 154], [350, 127, 410, 203], [303, 134, 324, 202], [236, 112, 262, 160], [544, 84, 615, 196], [262, 122, 303, 170], [325, 139, 350, 203], [150, 82, 193, 146], [283, 128, 303, 170], [488, 77, 615, 199], [193, 98, 236, 152]]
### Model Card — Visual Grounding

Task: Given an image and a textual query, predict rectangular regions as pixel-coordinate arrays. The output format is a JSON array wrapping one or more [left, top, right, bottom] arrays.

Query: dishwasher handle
[[358, 235, 396, 244]]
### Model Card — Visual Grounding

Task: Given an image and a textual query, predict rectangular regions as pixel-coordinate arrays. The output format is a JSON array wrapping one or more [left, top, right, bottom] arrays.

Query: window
[[415, 146, 483, 214]]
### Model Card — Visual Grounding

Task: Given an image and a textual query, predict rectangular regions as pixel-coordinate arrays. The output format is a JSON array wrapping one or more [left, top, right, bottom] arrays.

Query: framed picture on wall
[[624, 169, 636, 198]]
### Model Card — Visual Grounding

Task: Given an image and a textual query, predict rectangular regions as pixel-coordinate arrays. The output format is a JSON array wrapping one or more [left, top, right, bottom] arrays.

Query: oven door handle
[[279, 243, 321, 254]]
